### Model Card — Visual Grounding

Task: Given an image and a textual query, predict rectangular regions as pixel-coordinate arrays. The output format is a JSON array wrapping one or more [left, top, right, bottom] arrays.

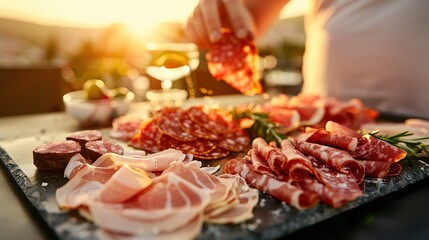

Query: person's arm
[[186, 0, 289, 49]]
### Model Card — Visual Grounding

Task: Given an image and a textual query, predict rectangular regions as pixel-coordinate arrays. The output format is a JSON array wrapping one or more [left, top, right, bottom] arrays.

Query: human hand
[[186, 0, 256, 49]]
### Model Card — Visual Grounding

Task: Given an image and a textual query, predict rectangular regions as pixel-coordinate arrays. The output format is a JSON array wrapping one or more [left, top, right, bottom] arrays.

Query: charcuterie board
[[1, 130, 429, 240]]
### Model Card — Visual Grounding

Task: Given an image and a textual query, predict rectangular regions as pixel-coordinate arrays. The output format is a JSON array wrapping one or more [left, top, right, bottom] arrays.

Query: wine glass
[[144, 42, 199, 110]]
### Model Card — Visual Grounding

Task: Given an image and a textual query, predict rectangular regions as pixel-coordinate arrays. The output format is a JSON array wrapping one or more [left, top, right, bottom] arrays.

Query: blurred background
[[0, 0, 307, 116]]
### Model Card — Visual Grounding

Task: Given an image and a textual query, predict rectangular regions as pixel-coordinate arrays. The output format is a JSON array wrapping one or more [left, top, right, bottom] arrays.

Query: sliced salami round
[[33, 140, 81, 171], [217, 129, 250, 152], [206, 29, 263, 95], [187, 106, 235, 134], [158, 108, 197, 141], [179, 109, 222, 140], [193, 147, 230, 160], [85, 140, 124, 162], [109, 116, 142, 141], [157, 134, 215, 155], [128, 119, 162, 153], [66, 130, 103, 150]]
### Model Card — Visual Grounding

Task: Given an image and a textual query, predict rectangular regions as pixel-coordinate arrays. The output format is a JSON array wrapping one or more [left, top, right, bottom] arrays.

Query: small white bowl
[[63, 90, 135, 127]]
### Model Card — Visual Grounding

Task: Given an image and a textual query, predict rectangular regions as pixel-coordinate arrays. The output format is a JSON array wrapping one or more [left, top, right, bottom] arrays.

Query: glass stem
[[161, 80, 173, 90]]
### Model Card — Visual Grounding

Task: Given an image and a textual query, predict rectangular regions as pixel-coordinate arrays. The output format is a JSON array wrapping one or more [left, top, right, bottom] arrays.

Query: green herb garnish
[[369, 130, 429, 159], [230, 107, 286, 144]]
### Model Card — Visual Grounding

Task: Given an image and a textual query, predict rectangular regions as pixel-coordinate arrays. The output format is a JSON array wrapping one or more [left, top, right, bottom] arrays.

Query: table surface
[[1, 95, 429, 240]]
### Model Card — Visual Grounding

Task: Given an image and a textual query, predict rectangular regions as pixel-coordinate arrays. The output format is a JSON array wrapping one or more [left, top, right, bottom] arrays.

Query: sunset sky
[[0, 0, 308, 28]]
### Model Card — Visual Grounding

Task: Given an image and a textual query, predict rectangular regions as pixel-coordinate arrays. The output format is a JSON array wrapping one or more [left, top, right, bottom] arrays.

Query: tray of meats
[[1, 95, 429, 240]]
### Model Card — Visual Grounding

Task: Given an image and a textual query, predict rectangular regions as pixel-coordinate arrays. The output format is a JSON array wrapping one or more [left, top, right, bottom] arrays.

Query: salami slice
[[251, 138, 284, 174], [351, 135, 407, 162], [157, 108, 197, 141], [246, 149, 274, 176], [85, 140, 124, 162], [206, 28, 263, 95], [129, 119, 162, 153], [187, 106, 235, 134], [33, 140, 81, 171], [179, 109, 222, 140], [359, 160, 403, 178], [309, 157, 363, 199], [225, 158, 319, 210], [279, 140, 320, 181], [217, 129, 250, 152], [303, 128, 358, 151], [293, 140, 365, 184], [193, 147, 230, 160], [109, 116, 142, 141], [157, 134, 215, 155], [66, 129, 103, 150]]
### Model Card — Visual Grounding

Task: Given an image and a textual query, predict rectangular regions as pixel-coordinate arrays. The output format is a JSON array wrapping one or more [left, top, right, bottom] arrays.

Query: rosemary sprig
[[229, 108, 286, 144], [369, 130, 429, 158]]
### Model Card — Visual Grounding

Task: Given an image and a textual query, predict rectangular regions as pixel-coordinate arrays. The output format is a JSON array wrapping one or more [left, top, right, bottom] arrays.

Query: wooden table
[[1, 95, 429, 240]]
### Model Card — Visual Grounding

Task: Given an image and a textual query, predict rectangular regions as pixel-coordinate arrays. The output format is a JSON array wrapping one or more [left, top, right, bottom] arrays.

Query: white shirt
[[302, 0, 429, 118]]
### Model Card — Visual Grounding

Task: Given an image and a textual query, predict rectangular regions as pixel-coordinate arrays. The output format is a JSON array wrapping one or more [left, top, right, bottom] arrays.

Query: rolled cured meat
[[225, 158, 319, 210], [293, 140, 365, 184]]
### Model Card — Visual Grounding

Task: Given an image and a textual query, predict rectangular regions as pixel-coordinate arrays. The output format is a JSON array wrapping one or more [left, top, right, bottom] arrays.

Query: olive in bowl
[[63, 80, 135, 127]]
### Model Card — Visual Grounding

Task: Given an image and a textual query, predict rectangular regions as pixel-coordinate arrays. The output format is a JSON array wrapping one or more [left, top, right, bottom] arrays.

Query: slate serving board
[[1, 133, 429, 240]]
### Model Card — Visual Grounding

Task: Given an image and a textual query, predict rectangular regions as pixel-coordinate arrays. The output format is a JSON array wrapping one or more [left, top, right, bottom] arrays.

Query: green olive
[[83, 79, 109, 100], [110, 87, 129, 99]]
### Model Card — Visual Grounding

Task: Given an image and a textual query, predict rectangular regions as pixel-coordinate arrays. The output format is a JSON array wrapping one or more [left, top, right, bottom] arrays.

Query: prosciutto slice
[[92, 149, 186, 172], [225, 158, 319, 210], [88, 172, 210, 235], [57, 149, 258, 239]]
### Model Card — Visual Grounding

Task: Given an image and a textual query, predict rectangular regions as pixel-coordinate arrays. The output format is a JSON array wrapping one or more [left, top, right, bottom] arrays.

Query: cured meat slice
[[359, 160, 402, 178], [64, 153, 91, 179], [193, 147, 230, 160], [129, 119, 162, 153], [293, 140, 365, 184], [309, 157, 363, 201], [279, 140, 319, 180], [88, 172, 211, 236], [205, 174, 259, 224], [298, 178, 359, 209], [163, 162, 236, 215], [326, 120, 361, 138], [85, 140, 124, 162], [92, 149, 186, 172], [33, 140, 81, 171], [179, 109, 221, 140], [351, 135, 407, 162], [109, 116, 142, 141], [246, 149, 275, 176], [158, 108, 197, 141], [95, 164, 153, 203], [66, 130, 102, 150], [187, 106, 236, 134], [252, 137, 285, 174], [264, 108, 300, 130], [56, 164, 116, 208], [217, 129, 250, 152], [99, 213, 204, 240], [157, 134, 215, 155], [225, 158, 319, 210], [303, 128, 358, 151], [206, 28, 263, 95]]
